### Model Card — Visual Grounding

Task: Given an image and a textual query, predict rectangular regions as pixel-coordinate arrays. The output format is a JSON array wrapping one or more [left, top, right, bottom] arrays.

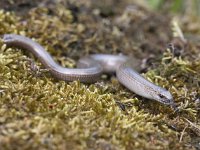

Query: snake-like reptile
[[2, 34, 175, 107]]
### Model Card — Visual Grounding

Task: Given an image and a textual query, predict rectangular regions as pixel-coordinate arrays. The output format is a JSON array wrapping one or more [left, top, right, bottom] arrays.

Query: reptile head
[[154, 89, 174, 105]]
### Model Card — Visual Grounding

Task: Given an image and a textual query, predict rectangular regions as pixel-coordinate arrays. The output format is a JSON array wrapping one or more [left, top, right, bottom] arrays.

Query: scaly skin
[[3, 34, 175, 106]]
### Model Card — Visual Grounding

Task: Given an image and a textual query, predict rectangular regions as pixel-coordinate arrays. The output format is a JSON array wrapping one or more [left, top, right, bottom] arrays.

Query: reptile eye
[[158, 94, 165, 99]]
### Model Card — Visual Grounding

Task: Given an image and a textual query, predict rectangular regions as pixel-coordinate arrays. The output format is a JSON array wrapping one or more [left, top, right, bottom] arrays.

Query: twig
[[179, 124, 188, 142], [171, 18, 187, 43]]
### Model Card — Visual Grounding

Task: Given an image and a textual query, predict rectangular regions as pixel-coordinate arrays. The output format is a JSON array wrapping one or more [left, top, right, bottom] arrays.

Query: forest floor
[[0, 0, 199, 150]]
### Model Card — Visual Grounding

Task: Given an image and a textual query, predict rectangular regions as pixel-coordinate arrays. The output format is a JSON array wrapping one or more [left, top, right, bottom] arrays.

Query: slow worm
[[2, 34, 175, 106]]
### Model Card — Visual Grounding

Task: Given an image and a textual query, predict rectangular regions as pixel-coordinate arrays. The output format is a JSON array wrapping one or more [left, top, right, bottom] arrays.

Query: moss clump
[[0, 1, 200, 150]]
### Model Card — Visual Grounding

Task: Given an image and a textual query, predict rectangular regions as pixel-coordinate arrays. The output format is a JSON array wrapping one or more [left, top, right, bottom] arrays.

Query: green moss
[[0, 1, 199, 150]]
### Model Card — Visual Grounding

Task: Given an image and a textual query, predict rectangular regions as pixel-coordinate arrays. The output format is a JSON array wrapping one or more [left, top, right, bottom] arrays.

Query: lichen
[[0, 1, 199, 150]]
